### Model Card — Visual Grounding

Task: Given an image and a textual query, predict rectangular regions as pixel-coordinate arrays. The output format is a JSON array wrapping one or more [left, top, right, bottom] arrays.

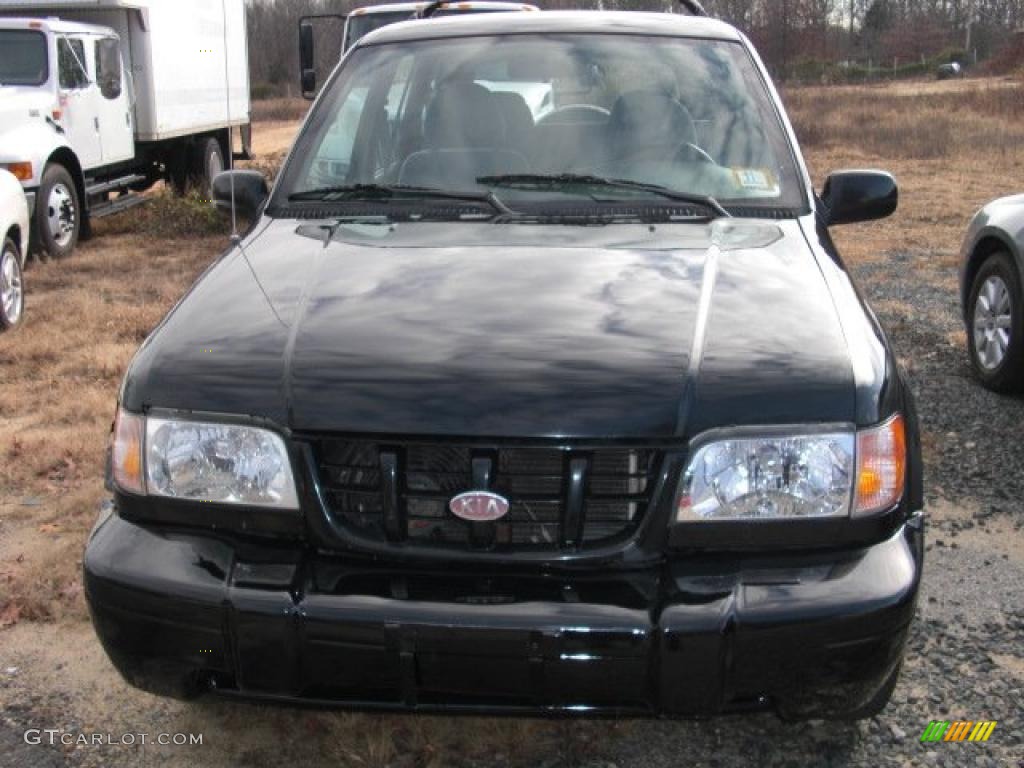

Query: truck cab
[[0, 17, 132, 257], [344, 2, 538, 52], [299, 2, 538, 98]]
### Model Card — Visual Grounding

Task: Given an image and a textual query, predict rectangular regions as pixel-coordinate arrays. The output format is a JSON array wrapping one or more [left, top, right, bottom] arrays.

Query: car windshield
[[0, 30, 49, 86], [280, 33, 805, 214]]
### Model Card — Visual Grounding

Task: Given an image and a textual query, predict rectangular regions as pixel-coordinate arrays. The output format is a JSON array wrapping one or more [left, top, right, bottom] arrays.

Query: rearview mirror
[[820, 171, 898, 226], [212, 170, 269, 219], [299, 19, 316, 99]]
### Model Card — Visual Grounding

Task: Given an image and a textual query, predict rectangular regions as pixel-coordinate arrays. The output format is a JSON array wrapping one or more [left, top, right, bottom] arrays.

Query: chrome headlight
[[109, 407, 298, 509], [677, 431, 855, 521], [145, 417, 299, 509]]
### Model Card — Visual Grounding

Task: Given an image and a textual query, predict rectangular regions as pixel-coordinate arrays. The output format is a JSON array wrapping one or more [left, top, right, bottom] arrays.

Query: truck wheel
[[193, 137, 225, 196], [1, 236, 25, 331], [35, 164, 80, 261]]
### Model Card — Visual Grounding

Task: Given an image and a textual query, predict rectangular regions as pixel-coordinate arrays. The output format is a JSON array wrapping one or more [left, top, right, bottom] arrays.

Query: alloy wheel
[[0, 248, 24, 326], [973, 274, 1013, 370]]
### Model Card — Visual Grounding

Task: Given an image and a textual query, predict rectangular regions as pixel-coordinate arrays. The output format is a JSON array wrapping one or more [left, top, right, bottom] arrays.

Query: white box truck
[[0, 0, 251, 260]]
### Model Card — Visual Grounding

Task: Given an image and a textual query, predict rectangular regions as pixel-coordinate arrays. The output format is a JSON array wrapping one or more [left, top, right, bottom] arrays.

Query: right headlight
[[677, 416, 905, 522], [110, 408, 299, 510]]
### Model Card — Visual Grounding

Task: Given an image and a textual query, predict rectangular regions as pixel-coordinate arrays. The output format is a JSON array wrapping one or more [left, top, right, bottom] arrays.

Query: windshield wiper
[[288, 183, 515, 216], [476, 174, 730, 218]]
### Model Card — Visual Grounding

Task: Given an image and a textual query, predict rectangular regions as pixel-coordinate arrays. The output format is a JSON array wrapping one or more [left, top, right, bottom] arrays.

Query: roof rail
[[676, 0, 709, 16]]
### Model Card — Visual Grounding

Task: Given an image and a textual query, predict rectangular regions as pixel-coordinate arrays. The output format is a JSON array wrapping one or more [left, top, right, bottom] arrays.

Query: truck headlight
[[110, 408, 299, 509], [677, 417, 906, 522]]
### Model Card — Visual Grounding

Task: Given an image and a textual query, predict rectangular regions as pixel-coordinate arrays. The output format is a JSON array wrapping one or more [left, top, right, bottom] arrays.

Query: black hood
[[123, 218, 856, 438]]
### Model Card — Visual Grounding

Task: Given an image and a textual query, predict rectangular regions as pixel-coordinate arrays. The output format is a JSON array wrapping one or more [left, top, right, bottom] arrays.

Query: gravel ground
[[2, 251, 1021, 768]]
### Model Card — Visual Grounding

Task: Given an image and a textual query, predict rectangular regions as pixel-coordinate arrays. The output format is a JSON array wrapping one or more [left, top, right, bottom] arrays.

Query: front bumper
[[84, 511, 923, 719]]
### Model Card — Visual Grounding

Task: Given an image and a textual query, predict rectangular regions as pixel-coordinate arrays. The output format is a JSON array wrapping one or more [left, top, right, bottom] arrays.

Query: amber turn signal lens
[[4, 162, 33, 181], [854, 414, 906, 516], [111, 408, 145, 495]]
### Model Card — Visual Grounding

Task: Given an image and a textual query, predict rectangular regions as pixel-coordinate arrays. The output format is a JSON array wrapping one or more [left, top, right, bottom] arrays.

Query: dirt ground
[[1, 77, 1022, 767]]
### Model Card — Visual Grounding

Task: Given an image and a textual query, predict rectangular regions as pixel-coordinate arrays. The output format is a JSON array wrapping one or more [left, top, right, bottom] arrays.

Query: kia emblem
[[449, 491, 510, 522]]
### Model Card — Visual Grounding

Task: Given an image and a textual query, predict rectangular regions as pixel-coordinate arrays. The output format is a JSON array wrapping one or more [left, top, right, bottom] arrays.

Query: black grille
[[313, 439, 660, 553]]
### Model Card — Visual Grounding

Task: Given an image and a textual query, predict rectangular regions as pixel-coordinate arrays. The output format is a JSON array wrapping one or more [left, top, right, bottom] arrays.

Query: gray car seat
[[399, 81, 530, 188]]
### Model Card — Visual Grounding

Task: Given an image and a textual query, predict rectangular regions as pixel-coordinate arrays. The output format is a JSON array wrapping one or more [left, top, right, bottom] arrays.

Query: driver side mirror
[[820, 170, 898, 226], [212, 170, 269, 219]]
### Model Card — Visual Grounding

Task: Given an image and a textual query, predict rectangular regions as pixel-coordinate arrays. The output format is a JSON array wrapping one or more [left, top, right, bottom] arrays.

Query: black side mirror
[[820, 170, 898, 226], [299, 19, 316, 100], [212, 170, 269, 219]]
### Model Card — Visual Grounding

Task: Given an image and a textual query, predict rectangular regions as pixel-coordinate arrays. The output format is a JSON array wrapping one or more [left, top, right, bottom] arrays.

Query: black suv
[[86, 11, 923, 720]]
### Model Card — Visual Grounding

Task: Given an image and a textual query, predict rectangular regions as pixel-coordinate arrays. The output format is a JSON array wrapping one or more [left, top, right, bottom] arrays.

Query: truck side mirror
[[299, 19, 316, 100], [820, 170, 898, 226], [212, 170, 268, 219]]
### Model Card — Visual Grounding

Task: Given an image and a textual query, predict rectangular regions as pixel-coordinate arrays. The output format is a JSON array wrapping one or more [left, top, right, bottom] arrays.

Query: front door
[[56, 35, 102, 170], [93, 36, 133, 164]]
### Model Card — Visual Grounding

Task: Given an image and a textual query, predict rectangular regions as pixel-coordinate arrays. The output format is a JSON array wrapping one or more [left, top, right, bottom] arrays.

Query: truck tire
[[167, 142, 191, 196], [193, 137, 225, 197], [1, 236, 25, 331], [34, 164, 80, 261]]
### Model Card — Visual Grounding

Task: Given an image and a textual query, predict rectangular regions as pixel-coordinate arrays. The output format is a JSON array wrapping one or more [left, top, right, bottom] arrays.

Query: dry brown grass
[[251, 96, 311, 123], [784, 78, 1024, 160], [0, 203, 229, 625], [783, 77, 1024, 272]]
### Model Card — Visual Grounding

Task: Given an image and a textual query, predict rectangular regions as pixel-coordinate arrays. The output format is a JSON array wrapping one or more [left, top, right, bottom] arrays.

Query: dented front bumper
[[84, 510, 923, 719]]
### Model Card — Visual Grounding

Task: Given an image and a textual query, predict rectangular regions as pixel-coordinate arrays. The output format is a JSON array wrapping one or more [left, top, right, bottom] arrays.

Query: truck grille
[[312, 439, 661, 552]]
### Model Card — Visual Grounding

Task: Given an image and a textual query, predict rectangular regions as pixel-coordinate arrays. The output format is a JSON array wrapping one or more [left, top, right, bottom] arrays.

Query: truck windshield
[[0, 30, 49, 86], [344, 12, 410, 50], [282, 33, 805, 213], [344, 8, 516, 51]]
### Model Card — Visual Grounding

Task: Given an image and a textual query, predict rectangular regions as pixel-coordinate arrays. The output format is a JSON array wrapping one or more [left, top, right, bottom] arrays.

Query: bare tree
[[245, 0, 1022, 92]]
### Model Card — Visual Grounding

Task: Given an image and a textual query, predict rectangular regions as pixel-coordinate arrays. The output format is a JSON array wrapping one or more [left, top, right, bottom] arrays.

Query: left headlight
[[677, 431, 855, 522], [677, 417, 907, 522], [111, 408, 299, 509]]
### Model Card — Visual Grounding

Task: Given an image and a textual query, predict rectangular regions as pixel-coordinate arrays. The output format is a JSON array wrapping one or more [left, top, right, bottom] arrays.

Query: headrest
[[608, 89, 697, 148], [424, 81, 506, 148]]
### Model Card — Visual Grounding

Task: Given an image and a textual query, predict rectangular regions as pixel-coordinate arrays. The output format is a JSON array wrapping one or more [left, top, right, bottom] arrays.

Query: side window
[[303, 53, 413, 187], [310, 85, 369, 183], [57, 37, 89, 90], [95, 38, 122, 100]]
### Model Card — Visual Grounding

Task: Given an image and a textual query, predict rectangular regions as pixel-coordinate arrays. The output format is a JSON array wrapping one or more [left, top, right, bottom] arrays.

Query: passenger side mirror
[[212, 170, 269, 219], [820, 171, 898, 226], [299, 19, 316, 100]]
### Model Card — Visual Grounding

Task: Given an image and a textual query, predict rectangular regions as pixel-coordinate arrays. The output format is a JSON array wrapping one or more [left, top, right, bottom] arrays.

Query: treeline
[[698, 0, 1024, 79], [246, 0, 1024, 94]]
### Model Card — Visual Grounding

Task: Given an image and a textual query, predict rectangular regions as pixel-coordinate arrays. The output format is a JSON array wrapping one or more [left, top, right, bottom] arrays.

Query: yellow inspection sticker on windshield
[[731, 168, 779, 195]]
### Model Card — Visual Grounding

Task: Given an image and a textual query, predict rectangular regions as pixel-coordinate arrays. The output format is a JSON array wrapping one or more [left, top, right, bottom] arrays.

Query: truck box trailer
[[0, 0, 251, 260]]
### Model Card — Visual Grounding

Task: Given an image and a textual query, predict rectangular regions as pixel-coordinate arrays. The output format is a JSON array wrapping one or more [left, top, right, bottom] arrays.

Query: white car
[[0, 168, 28, 331]]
